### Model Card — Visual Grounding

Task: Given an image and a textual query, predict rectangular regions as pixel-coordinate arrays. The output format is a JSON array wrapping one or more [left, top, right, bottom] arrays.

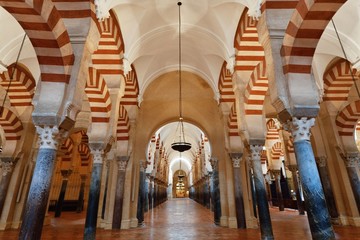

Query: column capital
[[36, 125, 66, 150], [249, 144, 263, 162], [341, 152, 359, 168], [283, 117, 315, 142], [272, 169, 281, 180], [315, 156, 327, 168], [60, 169, 73, 179], [0, 158, 16, 176], [90, 148, 104, 165], [139, 159, 146, 172], [117, 156, 129, 171], [80, 174, 87, 181], [288, 164, 298, 172], [209, 157, 218, 170], [229, 152, 243, 168]]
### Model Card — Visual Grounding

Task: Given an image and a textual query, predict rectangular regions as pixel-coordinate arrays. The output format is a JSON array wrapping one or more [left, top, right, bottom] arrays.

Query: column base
[[121, 219, 131, 229], [220, 216, 228, 227], [227, 217, 237, 228], [246, 217, 259, 229], [130, 218, 138, 228], [43, 214, 51, 226]]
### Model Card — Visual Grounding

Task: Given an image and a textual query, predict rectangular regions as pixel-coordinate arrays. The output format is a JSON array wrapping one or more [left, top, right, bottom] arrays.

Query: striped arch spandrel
[[280, 0, 346, 116], [335, 100, 360, 153]]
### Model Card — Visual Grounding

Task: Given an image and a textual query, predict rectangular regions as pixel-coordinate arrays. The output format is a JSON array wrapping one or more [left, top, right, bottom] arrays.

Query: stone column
[[286, 117, 334, 239], [288, 165, 305, 215], [76, 175, 87, 213], [136, 160, 146, 226], [209, 157, 221, 225], [112, 156, 129, 229], [54, 169, 72, 217], [144, 174, 150, 212], [315, 156, 339, 221], [149, 176, 154, 210], [0, 158, 17, 215], [230, 153, 246, 229], [84, 147, 104, 240], [272, 170, 285, 211], [342, 153, 360, 213], [19, 126, 63, 240], [204, 174, 210, 209], [249, 144, 274, 240]]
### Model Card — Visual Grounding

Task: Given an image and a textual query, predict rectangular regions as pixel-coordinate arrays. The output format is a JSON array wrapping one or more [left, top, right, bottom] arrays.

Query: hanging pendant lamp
[[171, 1, 192, 153]]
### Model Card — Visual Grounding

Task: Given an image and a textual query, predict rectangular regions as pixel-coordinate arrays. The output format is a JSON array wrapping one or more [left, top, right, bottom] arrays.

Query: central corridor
[[1, 198, 359, 239]]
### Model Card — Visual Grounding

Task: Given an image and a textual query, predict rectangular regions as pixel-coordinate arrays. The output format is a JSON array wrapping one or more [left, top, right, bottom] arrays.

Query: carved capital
[[117, 156, 129, 171], [272, 169, 281, 180], [139, 160, 146, 172], [342, 153, 359, 168], [0, 158, 15, 177], [94, 0, 110, 21], [230, 153, 242, 168], [209, 157, 218, 170], [284, 117, 315, 143], [288, 164, 298, 172], [315, 156, 327, 168], [60, 169, 72, 179], [36, 125, 64, 150], [249, 144, 263, 162], [90, 148, 104, 164]]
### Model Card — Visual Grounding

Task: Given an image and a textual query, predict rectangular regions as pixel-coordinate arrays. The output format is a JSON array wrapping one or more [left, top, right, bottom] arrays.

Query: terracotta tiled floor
[[1, 198, 359, 239]]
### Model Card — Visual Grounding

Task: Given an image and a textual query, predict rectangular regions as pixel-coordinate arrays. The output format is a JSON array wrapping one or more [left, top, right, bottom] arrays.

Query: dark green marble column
[[230, 153, 246, 229], [250, 144, 274, 240], [76, 175, 87, 213], [19, 126, 62, 240], [288, 165, 305, 215], [55, 169, 72, 217], [210, 157, 221, 225], [315, 157, 339, 221], [287, 117, 334, 240], [136, 160, 146, 226], [0, 158, 17, 216], [272, 169, 285, 211], [84, 147, 104, 240], [342, 153, 360, 214], [112, 156, 129, 229]]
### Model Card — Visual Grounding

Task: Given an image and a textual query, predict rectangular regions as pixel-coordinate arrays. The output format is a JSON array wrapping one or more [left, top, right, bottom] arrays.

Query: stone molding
[[288, 164, 298, 172], [36, 125, 63, 150], [60, 169, 72, 179], [117, 156, 129, 171], [284, 117, 315, 143]]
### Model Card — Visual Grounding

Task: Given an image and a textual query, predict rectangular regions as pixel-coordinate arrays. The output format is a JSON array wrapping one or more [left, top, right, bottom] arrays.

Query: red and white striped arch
[[0, 107, 23, 141], [323, 58, 358, 102], [116, 105, 130, 141], [0, 0, 74, 83], [85, 67, 111, 123], [218, 61, 235, 105], [335, 100, 360, 137], [234, 9, 265, 77], [281, 0, 346, 76], [266, 119, 279, 140], [228, 104, 239, 137], [121, 65, 139, 106], [244, 61, 268, 115], [271, 142, 283, 161], [261, 149, 267, 164], [91, 10, 124, 78], [78, 142, 90, 166], [60, 137, 73, 162], [0, 64, 36, 111]]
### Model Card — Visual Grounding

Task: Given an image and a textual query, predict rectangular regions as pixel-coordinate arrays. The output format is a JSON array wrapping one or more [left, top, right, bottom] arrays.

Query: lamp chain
[[178, 1, 182, 118]]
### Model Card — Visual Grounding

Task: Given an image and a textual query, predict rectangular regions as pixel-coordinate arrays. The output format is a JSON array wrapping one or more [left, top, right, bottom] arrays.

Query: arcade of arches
[[0, 0, 360, 239]]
